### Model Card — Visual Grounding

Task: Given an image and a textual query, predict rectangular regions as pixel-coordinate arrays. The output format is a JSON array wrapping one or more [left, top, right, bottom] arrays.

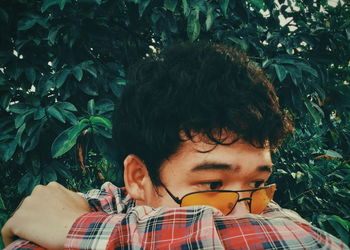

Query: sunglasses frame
[[162, 183, 276, 215]]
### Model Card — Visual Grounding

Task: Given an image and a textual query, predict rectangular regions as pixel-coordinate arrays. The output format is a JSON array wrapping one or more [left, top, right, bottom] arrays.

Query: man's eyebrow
[[191, 163, 274, 173], [191, 163, 233, 172]]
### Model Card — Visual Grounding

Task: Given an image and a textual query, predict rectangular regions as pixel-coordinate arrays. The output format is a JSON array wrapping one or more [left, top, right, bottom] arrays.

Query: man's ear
[[123, 154, 149, 201]]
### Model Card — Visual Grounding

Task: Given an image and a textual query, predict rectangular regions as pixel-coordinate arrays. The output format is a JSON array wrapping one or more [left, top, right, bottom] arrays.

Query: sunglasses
[[162, 184, 276, 215]]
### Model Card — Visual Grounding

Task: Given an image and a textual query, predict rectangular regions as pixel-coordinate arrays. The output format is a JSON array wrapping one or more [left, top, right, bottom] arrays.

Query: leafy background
[[0, 0, 349, 247]]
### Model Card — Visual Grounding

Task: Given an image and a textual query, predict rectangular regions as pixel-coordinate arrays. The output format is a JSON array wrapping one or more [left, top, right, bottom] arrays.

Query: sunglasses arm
[[161, 184, 182, 204]]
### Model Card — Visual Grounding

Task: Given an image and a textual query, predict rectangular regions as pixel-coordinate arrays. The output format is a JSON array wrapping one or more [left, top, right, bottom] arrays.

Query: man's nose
[[228, 199, 250, 216]]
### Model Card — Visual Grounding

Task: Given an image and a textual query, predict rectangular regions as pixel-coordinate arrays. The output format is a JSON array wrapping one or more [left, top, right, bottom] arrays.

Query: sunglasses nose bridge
[[237, 189, 254, 200], [227, 197, 251, 216], [226, 190, 253, 215]]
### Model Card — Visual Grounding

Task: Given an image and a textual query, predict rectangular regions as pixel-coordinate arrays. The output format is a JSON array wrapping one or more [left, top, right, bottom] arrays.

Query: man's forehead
[[164, 133, 272, 173], [160, 135, 273, 186]]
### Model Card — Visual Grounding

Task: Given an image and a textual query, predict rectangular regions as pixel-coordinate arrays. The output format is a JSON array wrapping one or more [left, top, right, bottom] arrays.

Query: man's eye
[[197, 181, 223, 190], [208, 181, 223, 190], [249, 180, 265, 188]]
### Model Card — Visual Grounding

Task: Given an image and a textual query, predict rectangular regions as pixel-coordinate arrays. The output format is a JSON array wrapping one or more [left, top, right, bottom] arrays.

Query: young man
[[2, 43, 348, 249]]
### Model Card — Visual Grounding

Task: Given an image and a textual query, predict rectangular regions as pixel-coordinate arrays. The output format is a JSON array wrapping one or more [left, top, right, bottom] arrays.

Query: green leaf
[[61, 110, 78, 125], [15, 123, 26, 146], [51, 120, 89, 158], [219, 0, 229, 16], [42, 167, 57, 184], [89, 116, 112, 129], [109, 81, 124, 97], [0, 7, 9, 23], [0, 134, 14, 142], [324, 150, 343, 159], [330, 215, 350, 232], [81, 61, 97, 78], [273, 64, 287, 82], [262, 59, 272, 68], [13, 149, 26, 165], [9, 103, 28, 114], [0, 119, 14, 134], [187, 9, 200, 42], [139, 0, 151, 17], [48, 28, 59, 44], [85, 67, 97, 78], [15, 109, 35, 128], [92, 124, 112, 138], [31, 156, 41, 175], [228, 37, 248, 51], [328, 217, 349, 245], [18, 18, 37, 31], [151, 11, 161, 24], [79, 81, 99, 96], [96, 98, 115, 114], [304, 99, 322, 125], [28, 97, 40, 107], [18, 172, 34, 194], [2, 140, 17, 162], [0, 94, 11, 109], [23, 123, 42, 152], [93, 135, 116, 163], [24, 137, 40, 152], [164, 0, 178, 12], [38, 79, 56, 97], [248, 0, 266, 10], [205, 7, 214, 31], [34, 107, 46, 120], [58, 102, 77, 112], [87, 99, 95, 116], [55, 69, 70, 88], [0, 195, 6, 210], [297, 63, 318, 77], [50, 161, 71, 179], [117, 78, 126, 85], [59, 0, 69, 10], [25, 68, 36, 83], [27, 122, 42, 137], [0, 75, 6, 85], [72, 67, 83, 81], [285, 65, 302, 85], [182, 0, 190, 16], [41, 0, 59, 12], [276, 58, 298, 64], [17, 172, 41, 195], [47, 106, 66, 123], [309, 81, 326, 101]]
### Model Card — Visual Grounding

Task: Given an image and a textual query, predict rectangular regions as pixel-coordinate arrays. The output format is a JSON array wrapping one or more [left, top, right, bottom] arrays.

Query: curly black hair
[[112, 43, 293, 186]]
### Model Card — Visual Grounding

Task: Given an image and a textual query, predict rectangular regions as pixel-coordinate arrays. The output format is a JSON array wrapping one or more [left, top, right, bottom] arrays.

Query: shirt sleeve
[[4, 239, 46, 250], [64, 203, 349, 250], [3, 182, 131, 250]]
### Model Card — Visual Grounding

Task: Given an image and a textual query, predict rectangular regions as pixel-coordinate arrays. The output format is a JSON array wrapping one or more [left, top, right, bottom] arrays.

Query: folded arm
[[3, 182, 348, 250]]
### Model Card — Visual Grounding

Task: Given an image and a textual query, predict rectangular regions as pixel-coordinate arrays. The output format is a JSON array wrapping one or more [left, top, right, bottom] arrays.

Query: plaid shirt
[[6, 182, 348, 249]]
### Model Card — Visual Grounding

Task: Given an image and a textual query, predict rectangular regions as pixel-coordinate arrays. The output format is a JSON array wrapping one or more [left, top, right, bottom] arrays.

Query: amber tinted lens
[[181, 192, 239, 215], [250, 185, 276, 214]]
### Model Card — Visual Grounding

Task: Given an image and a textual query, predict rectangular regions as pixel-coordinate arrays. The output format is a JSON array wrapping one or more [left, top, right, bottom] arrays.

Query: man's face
[[139, 136, 273, 216]]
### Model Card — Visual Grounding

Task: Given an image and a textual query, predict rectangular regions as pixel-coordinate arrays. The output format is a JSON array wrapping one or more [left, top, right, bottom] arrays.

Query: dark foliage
[[0, 0, 349, 247]]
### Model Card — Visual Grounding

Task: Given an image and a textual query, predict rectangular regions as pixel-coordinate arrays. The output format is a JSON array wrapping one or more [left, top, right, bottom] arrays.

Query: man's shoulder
[[77, 202, 348, 250], [82, 182, 135, 214]]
